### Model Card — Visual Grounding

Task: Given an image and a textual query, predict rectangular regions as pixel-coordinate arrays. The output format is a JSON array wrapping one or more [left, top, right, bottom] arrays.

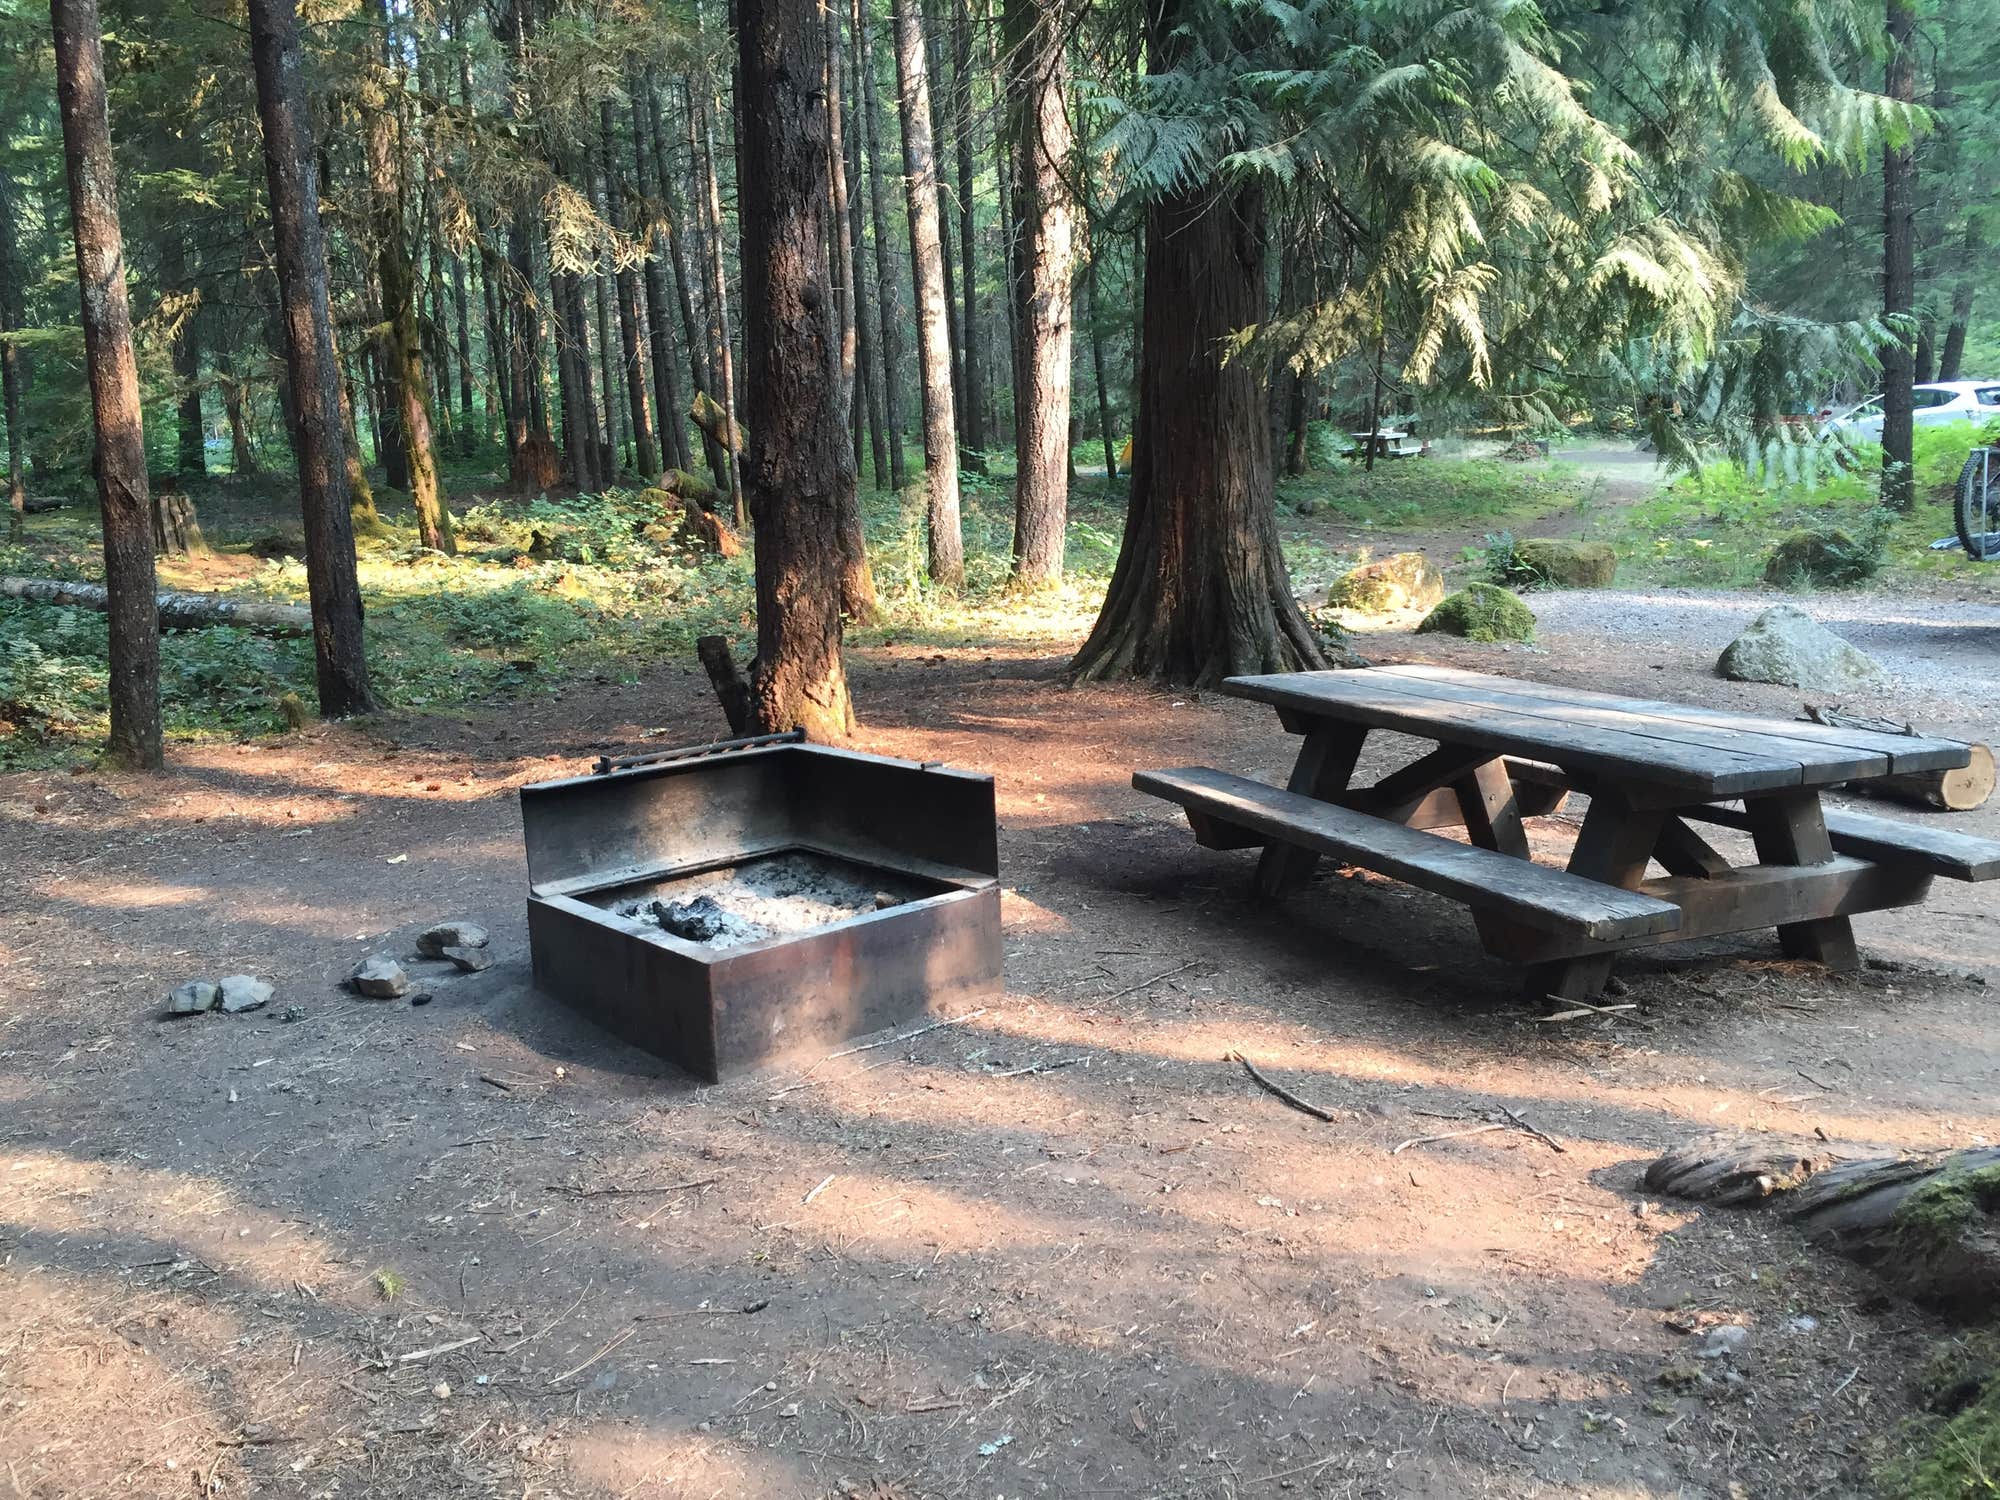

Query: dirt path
[[2, 629, 1993, 1498]]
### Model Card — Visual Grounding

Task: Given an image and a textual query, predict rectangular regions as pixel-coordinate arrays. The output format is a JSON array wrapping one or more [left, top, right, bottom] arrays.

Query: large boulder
[[1416, 583, 1535, 643], [1763, 527, 1878, 588], [1327, 552, 1445, 615], [1514, 538, 1617, 588], [1716, 605, 1888, 692]]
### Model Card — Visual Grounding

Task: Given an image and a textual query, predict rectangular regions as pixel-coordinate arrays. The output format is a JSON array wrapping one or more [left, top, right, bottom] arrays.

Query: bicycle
[[1954, 446, 2000, 560]]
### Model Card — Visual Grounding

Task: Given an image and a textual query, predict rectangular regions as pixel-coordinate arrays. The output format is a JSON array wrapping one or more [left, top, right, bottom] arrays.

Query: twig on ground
[[990, 1057, 1085, 1079], [1102, 960, 1197, 1003], [803, 1174, 837, 1206], [1798, 1069, 1838, 1092], [546, 1175, 723, 1200], [495, 1282, 590, 1355], [632, 1298, 770, 1324], [394, 1334, 483, 1363], [1230, 1052, 1338, 1123], [451, 1133, 551, 1148], [1827, 1366, 1862, 1403], [1537, 1000, 1637, 1023], [1391, 1122, 1507, 1155], [1499, 1106, 1566, 1154], [545, 1327, 635, 1387], [814, 1009, 988, 1068]]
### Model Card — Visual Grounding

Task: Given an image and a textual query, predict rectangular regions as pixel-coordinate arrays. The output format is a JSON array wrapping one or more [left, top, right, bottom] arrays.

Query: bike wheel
[[1956, 449, 2000, 560]]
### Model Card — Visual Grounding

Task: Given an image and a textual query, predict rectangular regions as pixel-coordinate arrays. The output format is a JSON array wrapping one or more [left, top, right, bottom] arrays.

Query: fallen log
[[1646, 1131, 2000, 1316], [2, 576, 314, 637], [690, 391, 743, 456], [1849, 744, 1996, 812]]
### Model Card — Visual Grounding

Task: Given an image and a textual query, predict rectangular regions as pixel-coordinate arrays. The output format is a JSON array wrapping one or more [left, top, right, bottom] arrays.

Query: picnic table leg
[[1535, 790, 1666, 1001], [1452, 758, 1530, 859], [1254, 723, 1368, 898], [1741, 790, 1861, 970]]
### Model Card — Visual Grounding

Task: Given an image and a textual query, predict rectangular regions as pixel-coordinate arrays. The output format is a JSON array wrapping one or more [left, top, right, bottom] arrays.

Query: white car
[[1822, 379, 2000, 441]]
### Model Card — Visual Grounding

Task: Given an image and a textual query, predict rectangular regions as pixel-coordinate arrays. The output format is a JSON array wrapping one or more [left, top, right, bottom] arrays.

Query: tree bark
[[645, 74, 726, 487], [4, 576, 314, 635], [890, 0, 963, 588], [602, 100, 660, 480], [161, 236, 207, 477], [1004, 0, 1074, 583], [855, 0, 908, 490], [1938, 273, 1975, 382], [52, 0, 162, 768], [1069, 0, 1323, 687], [923, 0, 968, 451], [691, 85, 745, 527], [840, 0, 887, 489], [824, 2, 879, 622], [248, 0, 375, 715], [364, 15, 451, 549], [1080, 190, 1116, 483], [0, 185, 28, 538], [631, 80, 689, 473], [219, 354, 260, 474], [737, 0, 857, 737], [1881, 0, 1917, 512], [952, 0, 984, 455]]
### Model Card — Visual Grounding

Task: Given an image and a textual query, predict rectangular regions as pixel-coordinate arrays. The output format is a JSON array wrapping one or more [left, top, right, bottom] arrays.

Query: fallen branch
[[1499, 1105, 1565, 1154], [1101, 960, 1197, 1003], [3, 576, 312, 636], [545, 1175, 723, 1200], [1536, 999, 1637, 1023], [1230, 1052, 1338, 1123], [817, 1007, 987, 1065], [545, 1326, 635, 1388], [1391, 1122, 1506, 1155], [395, 1334, 483, 1363], [991, 1057, 1085, 1080]]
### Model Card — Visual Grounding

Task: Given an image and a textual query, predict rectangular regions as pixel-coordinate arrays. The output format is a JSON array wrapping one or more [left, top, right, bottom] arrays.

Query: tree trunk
[[691, 85, 745, 527], [0, 187, 28, 538], [364, 20, 451, 550], [855, 0, 908, 490], [52, 0, 162, 769], [983, 0, 1017, 446], [331, 329, 381, 533], [890, 0, 963, 588], [1004, 0, 1074, 584], [922, 0, 968, 454], [602, 101, 660, 480], [1069, 0, 1323, 687], [161, 236, 207, 477], [840, 0, 887, 489], [219, 356, 260, 474], [592, 218, 622, 478], [824, 1, 878, 622], [631, 81, 689, 474], [1881, 0, 1917, 512], [1938, 274, 1975, 382], [952, 0, 984, 456], [451, 252, 477, 455], [1078, 175, 1115, 483], [738, 0, 856, 738], [248, 0, 375, 716]]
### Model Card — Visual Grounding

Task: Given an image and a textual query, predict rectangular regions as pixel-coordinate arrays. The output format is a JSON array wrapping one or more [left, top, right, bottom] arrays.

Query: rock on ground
[[1514, 537, 1617, 588], [350, 956, 411, 999], [1716, 604, 1889, 692], [166, 980, 219, 1017], [441, 945, 492, 973], [217, 975, 273, 1013], [416, 921, 489, 958], [1416, 583, 1535, 643], [1763, 526, 1878, 588], [1328, 552, 1445, 614]]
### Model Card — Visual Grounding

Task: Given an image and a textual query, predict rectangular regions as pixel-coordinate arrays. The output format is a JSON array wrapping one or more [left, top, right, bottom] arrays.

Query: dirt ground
[[3, 599, 1997, 1498]]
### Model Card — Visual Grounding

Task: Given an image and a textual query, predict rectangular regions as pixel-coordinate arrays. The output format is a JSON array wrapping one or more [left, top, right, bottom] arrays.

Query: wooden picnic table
[[1136, 665, 2000, 999]]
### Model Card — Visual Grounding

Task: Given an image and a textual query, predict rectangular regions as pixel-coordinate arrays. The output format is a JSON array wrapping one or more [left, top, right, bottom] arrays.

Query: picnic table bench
[[1136, 665, 2000, 999]]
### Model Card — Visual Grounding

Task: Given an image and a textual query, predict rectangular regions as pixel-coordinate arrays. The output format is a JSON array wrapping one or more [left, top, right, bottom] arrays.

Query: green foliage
[[1761, 522, 1884, 588], [1279, 449, 1599, 528], [1415, 582, 1535, 642], [1879, 1331, 2000, 1500]]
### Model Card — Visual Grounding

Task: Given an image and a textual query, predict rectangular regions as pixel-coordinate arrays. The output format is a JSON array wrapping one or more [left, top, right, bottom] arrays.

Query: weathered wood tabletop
[[1136, 665, 1996, 1000]]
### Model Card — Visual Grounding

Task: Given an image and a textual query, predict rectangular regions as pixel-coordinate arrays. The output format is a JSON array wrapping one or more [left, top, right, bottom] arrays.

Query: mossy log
[[1647, 1132, 2000, 1316], [690, 391, 742, 456], [2, 575, 313, 636]]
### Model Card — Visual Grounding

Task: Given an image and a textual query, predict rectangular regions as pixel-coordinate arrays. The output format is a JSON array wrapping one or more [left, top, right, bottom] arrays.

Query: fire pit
[[520, 733, 1002, 1081]]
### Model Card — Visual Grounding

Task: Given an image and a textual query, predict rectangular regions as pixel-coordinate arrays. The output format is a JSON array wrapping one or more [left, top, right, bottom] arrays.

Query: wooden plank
[[1455, 758, 1530, 860], [1485, 858, 1932, 963], [1348, 743, 1495, 817], [1223, 672, 1801, 797], [1653, 817, 1732, 878], [1256, 723, 1368, 897], [1742, 791, 1858, 968], [1682, 802, 2000, 881], [1364, 665, 1883, 785], [1382, 664, 1970, 777], [1527, 790, 1666, 1000], [1133, 767, 1682, 941]]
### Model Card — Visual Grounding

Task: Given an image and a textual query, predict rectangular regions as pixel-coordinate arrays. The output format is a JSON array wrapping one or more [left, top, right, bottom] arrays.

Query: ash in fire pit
[[602, 851, 928, 951]]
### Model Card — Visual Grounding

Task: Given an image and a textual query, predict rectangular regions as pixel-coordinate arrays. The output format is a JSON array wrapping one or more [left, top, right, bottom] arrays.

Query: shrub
[[1416, 582, 1535, 642]]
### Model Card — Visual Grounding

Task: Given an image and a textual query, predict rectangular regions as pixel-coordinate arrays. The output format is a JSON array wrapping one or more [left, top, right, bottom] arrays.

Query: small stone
[[166, 980, 219, 1017], [349, 956, 410, 999], [416, 921, 489, 958], [410, 992, 434, 1007], [433, 1381, 451, 1399], [280, 1006, 305, 1022], [873, 891, 899, 911], [217, 975, 273, 1013], [441, 945, 492, 973], [1694, 1323, 1749, 1360]]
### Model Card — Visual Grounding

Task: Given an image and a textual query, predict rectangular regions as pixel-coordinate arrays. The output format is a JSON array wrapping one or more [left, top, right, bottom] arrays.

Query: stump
[[150, 479, 206, 556], [1851, 743, 1996, 812]]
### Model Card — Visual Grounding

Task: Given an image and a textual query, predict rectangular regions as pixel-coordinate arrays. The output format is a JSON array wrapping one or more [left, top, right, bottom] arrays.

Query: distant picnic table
[[1138, 666, 2000, 1000]]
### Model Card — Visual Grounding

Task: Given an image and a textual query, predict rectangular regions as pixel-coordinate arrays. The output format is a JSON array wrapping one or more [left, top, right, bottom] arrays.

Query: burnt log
[[1646, 1131, 2000, 1316]]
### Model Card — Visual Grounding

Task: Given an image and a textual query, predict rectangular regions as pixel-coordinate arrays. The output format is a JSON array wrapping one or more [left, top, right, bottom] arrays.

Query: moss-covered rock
[[1327, 552, 1445, 615], [1513, 537, 1617, 588], [1763, 526, 1880, 587], [1416, 583, 1535, 643]]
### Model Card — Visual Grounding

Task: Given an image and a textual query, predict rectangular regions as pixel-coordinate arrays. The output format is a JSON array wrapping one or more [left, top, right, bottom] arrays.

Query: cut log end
[[1853, 744, 1996, 812]]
